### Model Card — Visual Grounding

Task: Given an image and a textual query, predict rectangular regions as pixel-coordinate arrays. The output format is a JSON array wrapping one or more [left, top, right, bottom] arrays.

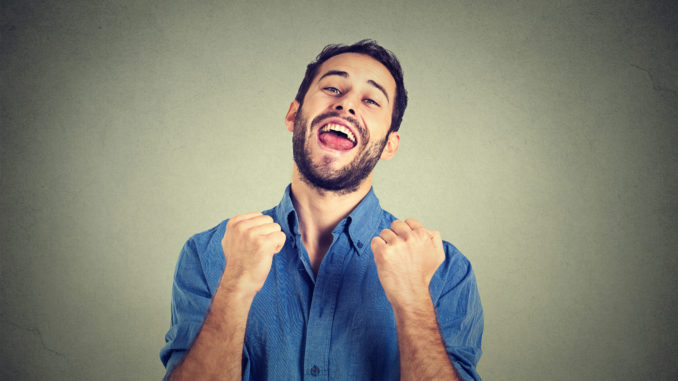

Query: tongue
[[319, 132, 354, 150]]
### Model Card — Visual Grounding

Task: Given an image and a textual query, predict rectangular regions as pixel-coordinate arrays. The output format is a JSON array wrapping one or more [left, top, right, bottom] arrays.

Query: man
[[160, 40, 483, 380]]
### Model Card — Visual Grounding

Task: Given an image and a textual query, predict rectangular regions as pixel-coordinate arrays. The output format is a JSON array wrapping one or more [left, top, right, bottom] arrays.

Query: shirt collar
[[275, 184, 299, 238], [274, 184, 382, 256], [345, 188, 382, 256]]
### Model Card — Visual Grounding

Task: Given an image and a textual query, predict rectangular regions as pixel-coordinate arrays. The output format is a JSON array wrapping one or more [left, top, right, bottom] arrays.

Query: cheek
[[366, 113, 392, 136], [303, 94, 331, 112]]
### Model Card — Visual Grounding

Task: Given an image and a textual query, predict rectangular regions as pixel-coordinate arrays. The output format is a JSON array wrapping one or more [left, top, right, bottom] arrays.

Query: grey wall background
[[1, 0, 676, 380]]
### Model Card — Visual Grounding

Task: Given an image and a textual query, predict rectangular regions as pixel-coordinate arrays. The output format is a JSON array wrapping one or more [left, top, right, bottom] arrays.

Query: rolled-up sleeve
[[160, 238, 214, 376], [433, 242, 484, 381]]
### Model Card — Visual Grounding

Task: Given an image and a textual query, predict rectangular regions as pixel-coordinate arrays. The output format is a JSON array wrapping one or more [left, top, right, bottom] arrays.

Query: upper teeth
[[320, 123, 356, 143]]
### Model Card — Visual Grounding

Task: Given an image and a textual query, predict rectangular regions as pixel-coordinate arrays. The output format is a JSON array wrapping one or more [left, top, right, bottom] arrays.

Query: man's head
[[294, 39, 408, 134], [285, 41, 406, 194]]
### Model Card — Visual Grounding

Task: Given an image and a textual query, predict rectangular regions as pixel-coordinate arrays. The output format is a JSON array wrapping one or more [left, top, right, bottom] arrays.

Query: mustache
[[310, 111, 367, 141]]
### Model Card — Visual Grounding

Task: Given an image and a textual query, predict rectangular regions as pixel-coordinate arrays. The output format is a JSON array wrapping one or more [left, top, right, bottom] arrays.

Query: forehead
[[314, 53, 396, 97]]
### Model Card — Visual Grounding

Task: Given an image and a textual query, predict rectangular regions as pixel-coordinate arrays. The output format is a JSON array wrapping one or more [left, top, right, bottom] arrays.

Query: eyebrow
[[318, 70, 390, 103]]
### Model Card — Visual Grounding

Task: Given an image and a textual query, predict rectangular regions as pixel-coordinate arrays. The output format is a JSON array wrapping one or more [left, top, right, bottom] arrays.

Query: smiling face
[[286, 53, 399, 194]]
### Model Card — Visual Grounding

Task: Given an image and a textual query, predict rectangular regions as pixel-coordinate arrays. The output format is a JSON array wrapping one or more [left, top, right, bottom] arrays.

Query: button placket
[[302, 234, 351, 380]]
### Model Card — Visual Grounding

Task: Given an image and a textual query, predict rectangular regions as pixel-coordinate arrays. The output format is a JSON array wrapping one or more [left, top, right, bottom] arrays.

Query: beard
[[292, 107, 388, 195]]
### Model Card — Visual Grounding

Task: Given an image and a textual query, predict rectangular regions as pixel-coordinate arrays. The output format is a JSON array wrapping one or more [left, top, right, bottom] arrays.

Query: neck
[[290, 166, 372, 273]]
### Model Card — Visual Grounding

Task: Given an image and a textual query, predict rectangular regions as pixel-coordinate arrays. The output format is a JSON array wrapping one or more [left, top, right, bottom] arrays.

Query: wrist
[[389, 289, 434, 317], [218, 278, 259, 302], [220, 266, 266, 298]]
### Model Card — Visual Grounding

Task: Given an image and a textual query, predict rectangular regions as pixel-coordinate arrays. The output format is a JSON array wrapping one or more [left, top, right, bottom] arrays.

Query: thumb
[[271, 231, 287, 253]]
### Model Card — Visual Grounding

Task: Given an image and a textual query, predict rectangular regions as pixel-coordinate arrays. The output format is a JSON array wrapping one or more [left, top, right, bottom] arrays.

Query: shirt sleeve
[[433, 242, 484, 381], [159, 237, 214, 378]]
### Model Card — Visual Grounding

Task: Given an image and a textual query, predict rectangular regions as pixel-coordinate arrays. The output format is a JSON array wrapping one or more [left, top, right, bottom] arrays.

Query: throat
[[302, 232, 334, 275]]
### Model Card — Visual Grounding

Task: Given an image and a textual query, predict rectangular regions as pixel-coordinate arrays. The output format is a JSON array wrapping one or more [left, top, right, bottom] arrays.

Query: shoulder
[[184, 220, 227, 254], [430, 239, 479, 305], [173, 221, 228, 295], [441, 240, 474, 283], [374, 208, 398, 230]]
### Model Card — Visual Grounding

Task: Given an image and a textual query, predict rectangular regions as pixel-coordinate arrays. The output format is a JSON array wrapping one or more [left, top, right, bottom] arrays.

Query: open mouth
[[318, 123, 357, 151]]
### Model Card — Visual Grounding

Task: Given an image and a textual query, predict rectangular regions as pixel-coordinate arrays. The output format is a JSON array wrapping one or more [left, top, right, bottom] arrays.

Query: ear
[[380, 131, 400, 161], [285, 100, 300, 132]]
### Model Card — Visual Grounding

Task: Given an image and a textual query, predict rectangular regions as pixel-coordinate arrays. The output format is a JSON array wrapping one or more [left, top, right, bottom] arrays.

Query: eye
[[324, 87, 341, 95], [364, 98, 380, 107]]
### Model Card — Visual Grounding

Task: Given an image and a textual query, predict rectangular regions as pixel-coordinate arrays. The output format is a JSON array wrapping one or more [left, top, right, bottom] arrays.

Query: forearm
[[394, 297, 460, 381], [170, 282, 255, 381]]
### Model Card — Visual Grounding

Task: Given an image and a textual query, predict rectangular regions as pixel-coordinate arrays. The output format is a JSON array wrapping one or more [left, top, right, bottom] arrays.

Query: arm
[[371, 219, 461, 381], [169, 212, 286, 380], [169, 282, 254, 380], [393, 295, 460, 380]]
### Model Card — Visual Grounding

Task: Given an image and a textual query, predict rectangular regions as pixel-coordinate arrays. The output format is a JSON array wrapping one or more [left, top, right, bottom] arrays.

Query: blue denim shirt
[[160, 185, 483, 380]]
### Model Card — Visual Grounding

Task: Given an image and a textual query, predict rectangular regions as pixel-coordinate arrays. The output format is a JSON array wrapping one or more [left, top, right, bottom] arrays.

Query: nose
[[335, 104, 355, 115]]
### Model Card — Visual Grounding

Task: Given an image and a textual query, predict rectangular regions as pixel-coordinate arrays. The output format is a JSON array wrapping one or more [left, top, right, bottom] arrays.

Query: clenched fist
[[371, 218, 445, 309], [220, 212, 287, 296]]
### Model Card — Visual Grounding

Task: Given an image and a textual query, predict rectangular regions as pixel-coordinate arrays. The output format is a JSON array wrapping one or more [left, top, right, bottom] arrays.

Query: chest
[[243, 242, 400, 380]]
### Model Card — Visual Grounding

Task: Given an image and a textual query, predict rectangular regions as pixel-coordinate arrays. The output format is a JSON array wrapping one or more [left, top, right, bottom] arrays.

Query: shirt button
[[357, 241, 363, 248], [310, 365, 319, 376]]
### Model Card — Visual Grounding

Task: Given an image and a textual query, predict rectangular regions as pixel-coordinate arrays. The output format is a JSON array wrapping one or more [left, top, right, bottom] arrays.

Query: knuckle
[[226, 219, 236, 230], [245, 228, 258, 241], [233, 221, 245, 234], [253, 235, 266, 246]]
